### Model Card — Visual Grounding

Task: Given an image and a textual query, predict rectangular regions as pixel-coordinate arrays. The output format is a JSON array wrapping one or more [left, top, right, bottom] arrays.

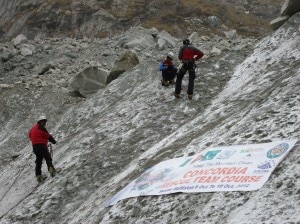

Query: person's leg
[[187, 62, 196, 95], [175, 66, 186, 95], [33, 146, 43, 176], [40, 146, 56, 177], [161, 71, 169, 86], [43, 149, 54, 170], [187, 69, 196, 95]]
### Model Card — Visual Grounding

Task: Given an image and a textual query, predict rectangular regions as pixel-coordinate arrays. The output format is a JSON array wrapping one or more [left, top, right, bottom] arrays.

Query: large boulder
[[281, 0, 300, 16], [270, 0, 300, 30], [270, 16, 290, 30], [109, 50, 139, 81], [156, 30, 176, 50], [123, 35, 156, 50], [70, 67, 108, 97]]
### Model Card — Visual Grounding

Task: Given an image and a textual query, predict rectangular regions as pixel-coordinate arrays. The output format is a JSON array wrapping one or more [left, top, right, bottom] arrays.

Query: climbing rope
[[48, 143, 53, 158]]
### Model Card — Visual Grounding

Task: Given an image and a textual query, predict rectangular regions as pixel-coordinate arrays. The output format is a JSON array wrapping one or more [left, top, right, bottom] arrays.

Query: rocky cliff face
[[1, 1, 300, 224], [0, 0, 283, 41], [0, 8, 299, 223]]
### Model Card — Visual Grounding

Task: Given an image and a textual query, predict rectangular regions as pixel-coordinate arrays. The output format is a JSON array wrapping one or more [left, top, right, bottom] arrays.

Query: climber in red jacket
[[29, 115, 57, 182], [175, 38, 204, 99]]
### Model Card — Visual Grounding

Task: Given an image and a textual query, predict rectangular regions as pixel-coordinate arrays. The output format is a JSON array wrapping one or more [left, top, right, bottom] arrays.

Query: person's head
[[183, 39, 190, 45], [166, 52, 174, 60], [37, 115, 47, 126]]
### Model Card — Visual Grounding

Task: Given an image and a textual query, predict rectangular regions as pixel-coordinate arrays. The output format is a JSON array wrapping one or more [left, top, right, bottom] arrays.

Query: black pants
[[33, 144, 54, 176], [162, 68, 177, 83], [175, 62, 196, 95]]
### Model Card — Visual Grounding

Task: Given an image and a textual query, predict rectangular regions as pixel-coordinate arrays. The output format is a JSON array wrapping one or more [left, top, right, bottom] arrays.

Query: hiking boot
[[36, 175, 47, 183], [174, 93, 180, 98], [162, 80, 170, 87], [49, 167, 56, 177], [188, 95, 193, 100]]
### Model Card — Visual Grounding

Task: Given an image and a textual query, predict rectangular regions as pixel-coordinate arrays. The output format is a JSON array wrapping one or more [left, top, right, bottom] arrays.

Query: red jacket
[[29, 123, 55, 146], [178, 45, 204, 62]]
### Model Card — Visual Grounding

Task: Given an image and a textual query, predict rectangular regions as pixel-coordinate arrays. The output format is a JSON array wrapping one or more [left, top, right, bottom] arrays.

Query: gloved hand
[[49, 136, 56, 144]]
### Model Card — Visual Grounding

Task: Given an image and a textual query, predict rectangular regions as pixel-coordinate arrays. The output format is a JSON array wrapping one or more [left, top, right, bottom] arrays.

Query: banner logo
[[267, 143, 289, 158], [216, 149, 236, 160], [257, 161, 274, 170]]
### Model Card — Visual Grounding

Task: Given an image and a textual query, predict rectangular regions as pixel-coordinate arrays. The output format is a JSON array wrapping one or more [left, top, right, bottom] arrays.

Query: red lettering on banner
[[221, 175, 263, 183], [194, 176, 221, 183], [183, 167, 248, 178]]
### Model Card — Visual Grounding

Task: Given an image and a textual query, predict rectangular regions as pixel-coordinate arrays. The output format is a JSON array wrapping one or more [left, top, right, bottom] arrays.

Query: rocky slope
[[0, 0, 283, 41], [0, 6, 299, 224]]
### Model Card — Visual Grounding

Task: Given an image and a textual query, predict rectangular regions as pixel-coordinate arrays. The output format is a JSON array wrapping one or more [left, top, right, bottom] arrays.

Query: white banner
[[107, 139, 297, 206]]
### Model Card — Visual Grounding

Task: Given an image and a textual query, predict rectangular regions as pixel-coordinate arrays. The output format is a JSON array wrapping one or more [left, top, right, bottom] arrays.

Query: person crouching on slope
[[159, 52, 177, 87], [175, 39, 204, 99], [29, 115, 57, 182]]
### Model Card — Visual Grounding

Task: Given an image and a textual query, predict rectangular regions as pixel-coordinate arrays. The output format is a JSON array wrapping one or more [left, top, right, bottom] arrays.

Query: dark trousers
[[175, 62, 196, 95], [162, 68, 177, 82], [33, 144, 54, 176]]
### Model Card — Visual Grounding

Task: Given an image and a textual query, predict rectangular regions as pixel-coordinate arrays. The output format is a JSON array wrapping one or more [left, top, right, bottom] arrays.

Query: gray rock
[[70, 66, 108, 97], [188, 32, 199, 44], [0, 50, 14, 62], [270, 16, 290, 30], [224, 30, 237, 39], [39, 62, 55, 75], [124, 35, 156, 50], [281, 0, 300, 16], [211, 47, 222, 55], [157, 38, 167, 51], [20, 44, 34, 56], [109, 50, 139, 81], [207, 16, 221, 27], [12, 34, 27, 46], [157, 30, 176, 48]]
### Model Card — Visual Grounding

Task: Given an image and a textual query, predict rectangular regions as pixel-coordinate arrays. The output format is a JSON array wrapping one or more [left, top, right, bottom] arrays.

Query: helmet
[[183, 39, 190, 45], [38, 115, 47, 122], [167, 52, 174, 59]]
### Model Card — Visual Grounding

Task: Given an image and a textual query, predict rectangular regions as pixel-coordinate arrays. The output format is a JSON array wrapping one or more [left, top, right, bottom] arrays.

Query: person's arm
[[49, 136, 56, 144], [39, 125, 56, 144], [194, 48, 204, 60], [159, 62, 167, 71], [178, 46, 184, 60]]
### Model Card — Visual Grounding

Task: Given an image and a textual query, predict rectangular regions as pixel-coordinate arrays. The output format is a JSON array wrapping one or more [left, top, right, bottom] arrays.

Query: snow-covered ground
[[0, 12, 299, 224]]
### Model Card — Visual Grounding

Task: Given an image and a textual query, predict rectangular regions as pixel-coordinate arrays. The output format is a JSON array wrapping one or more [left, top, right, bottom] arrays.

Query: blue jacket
[[159, 58, 176, 71]]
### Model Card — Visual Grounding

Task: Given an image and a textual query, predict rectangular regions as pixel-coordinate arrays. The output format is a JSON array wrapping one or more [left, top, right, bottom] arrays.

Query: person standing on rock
[[175, 39, 204, 99], [29, 115, 57, 183], [159, 52, 177, 87]]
